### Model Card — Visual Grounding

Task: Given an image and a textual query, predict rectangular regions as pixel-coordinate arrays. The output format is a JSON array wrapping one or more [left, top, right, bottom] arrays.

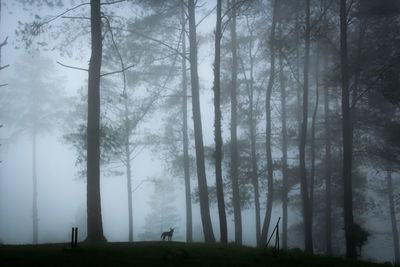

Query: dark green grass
[[0, 241, 392, 266]]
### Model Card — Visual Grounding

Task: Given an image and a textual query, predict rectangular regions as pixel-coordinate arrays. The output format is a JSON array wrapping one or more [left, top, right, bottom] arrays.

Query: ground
[[0, 241, 393, 266]]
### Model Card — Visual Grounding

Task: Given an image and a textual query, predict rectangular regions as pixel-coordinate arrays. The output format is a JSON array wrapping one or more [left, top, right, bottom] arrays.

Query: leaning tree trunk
[[299, 0, 313, 253], [260, 0, 278, 246], [387, 170, 400, 265], [340, 0, 356, 258], [32, 126, 38, 244], [181, 0, 192, 243], [279, 43, 288, 250], [229, 0, 242, 245], [213, 0, 228, 244], [86, 0, 106, 242], [188, 0, 215, 243]]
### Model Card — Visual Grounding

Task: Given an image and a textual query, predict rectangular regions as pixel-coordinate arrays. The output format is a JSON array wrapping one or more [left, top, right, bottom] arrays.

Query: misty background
[[0, 0, 399, 264]]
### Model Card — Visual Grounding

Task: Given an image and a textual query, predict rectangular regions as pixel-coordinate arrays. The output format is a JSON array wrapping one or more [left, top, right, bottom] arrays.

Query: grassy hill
[[0, 241, 392, 266]]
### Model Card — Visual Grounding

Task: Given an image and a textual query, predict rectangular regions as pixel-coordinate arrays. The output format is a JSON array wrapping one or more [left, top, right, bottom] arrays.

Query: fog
[[0, 0, 399, 264]]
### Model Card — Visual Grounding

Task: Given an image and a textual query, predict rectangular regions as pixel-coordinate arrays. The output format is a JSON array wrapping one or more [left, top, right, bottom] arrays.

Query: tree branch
[[56, 61, 88, 72], [40, 3, 90, 27], [0, 36, 8, 48], [101, 0, 126, 5], [0, 64, 9, 70], [109, 26, 189, 61], [100, 64, 135, 77]]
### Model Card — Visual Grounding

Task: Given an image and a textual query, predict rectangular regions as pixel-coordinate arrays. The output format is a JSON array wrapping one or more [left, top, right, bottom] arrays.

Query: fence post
[[71, 228, 75, 248], [74, 227, 78, 247]]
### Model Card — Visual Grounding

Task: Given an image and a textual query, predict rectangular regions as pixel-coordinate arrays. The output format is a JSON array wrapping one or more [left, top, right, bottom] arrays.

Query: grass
[[0, 241, 392, 266]]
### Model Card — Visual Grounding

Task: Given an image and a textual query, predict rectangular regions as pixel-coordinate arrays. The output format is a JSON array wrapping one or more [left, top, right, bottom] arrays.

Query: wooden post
[[71, 227, 75, 248], [74, 227, 78, 247]]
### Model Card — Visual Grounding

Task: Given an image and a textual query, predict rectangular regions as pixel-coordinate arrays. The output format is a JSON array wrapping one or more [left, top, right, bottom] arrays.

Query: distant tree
[[0, 53, 65, 244]]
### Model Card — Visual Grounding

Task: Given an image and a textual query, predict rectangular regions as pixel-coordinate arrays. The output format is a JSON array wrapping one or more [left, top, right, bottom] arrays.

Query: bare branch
[[61, 16, 90, 20], [100, 64, 135, 77], [196, 4, 217, 27], [101, 0, 126, 5], [40, 3, 90, 27], [0, 36, 8, 48], [0, 64, 9, 70], [109, 26, 189, 61], [56, 61, 88, 72], [0, 84, 8, 87]]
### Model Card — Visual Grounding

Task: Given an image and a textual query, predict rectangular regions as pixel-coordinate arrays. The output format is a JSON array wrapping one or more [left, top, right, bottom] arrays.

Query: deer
[[161, 228, 174, 241]]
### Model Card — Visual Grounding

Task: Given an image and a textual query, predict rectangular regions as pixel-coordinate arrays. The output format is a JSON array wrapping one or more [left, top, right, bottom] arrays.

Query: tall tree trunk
[[387, 170, 400, 265], [340, 0, 356, 258], [248, 22, 261, 247], [260, 0, 278, 246], [279, 42, 288, 250], [213, 0, 228, 244], [229, 0, 242, 245], [310, 43, 320, 226], [188, 0, 215, 243], [86, 0, 106, 242], [181, 0, 192, 243], [323, 56, 332, 255], [299, 0, 313, 253], [32, 128, 38, 244], [125, 130, 133, 242]]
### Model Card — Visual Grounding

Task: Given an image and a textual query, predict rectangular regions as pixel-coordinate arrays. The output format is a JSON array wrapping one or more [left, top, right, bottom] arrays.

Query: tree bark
[[340, 0, 356, 258], [188, 0, 215, 243], [32, 128, 38, 244], [323, 56, 332, 255], [310, 43, 320, 226], [229, 0, 242, 245], [279, 42, 288, 250], [86, 0, 106, 242], [299, 0, 313, 253], [213, 0, 228, 244], [260, 0, 278, 246], [247, 21, 261, 247], [125, 131, 133, 242], [181, 0, 192, 243], [387, 170, 400, 265]]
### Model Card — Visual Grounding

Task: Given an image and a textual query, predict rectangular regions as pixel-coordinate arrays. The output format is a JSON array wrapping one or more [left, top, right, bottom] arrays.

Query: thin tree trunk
[[323, 55, 332, 255], [125, 143, 133, 242], [279, 42, 288, 250], [340, 0, 356, 258], [32, 128, 38, 244], [213, 0, 228, 244], [387, 170, 400, 265], [299, 0, 313, 253], [310, 43, 320, 225], [188, 0, 215, 243], [86, 0, 106, 242], [260, 0, 278, 246], [229, 0, 242, 245], [247, 21, 261, 247], [181, 0, 192, 243]]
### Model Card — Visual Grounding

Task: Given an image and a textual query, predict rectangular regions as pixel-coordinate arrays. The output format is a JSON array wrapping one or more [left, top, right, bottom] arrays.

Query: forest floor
[[0, 241, 393, 266]]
